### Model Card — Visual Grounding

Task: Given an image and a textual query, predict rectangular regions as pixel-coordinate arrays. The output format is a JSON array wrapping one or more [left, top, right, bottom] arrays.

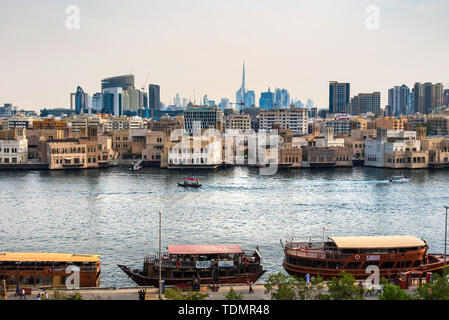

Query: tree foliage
[[322, 271, 364, 300], [164, 288, 208, 300], [414, 267, 449, 300], [379, 283, 411, 300], [264, 272, 324, 300], [225, 288, 243, 300]]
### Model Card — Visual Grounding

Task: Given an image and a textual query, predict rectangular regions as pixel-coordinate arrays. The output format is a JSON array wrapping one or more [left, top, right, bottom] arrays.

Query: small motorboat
[[177, 177, 201, 188], [129, 159, 143, 172], [389, 175, 410, 183]]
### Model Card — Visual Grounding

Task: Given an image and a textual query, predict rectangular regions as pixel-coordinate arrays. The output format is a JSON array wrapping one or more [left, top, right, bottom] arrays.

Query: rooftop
[[0, 252, 101, 263], [329, 236, 426, 249], [168, 245, 243, 255]]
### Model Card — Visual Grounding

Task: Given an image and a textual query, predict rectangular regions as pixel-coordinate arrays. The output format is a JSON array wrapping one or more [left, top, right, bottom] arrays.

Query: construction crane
[[141, 72, 150, 91], [229, 102, 245, 113]]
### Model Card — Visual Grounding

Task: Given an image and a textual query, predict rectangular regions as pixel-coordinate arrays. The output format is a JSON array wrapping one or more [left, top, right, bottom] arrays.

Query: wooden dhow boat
[[282, 235, 448, 280], [118, 244, 265, 287], [0, 252, 101, 289]]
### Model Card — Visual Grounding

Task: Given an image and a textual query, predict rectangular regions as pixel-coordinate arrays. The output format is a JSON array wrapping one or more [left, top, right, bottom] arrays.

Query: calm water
[[1, 166, 449, 287]]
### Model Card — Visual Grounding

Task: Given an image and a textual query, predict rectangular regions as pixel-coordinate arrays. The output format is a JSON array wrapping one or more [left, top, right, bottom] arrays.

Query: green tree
[[380, 283, 411, 300], [164, 288, 208, 300], [264, 272, 324, 300], [225, 288, 243, 300], [324, 271, 364, 300], [414, 267, 449, 300], [66, 292, 83, 300]]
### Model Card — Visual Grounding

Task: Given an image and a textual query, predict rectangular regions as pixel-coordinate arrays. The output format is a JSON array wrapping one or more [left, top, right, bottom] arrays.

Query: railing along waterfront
[[144, 253, 259, 269], [285, 242, 353, 260]]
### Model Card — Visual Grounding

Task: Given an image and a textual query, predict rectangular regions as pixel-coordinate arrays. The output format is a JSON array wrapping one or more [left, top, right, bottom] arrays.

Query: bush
[[164, 288, 208, 300], [379, 283, 411, 300], [225, 288, 243, 300], [264, 272, 325, 300], [325, 272, 364, 300]]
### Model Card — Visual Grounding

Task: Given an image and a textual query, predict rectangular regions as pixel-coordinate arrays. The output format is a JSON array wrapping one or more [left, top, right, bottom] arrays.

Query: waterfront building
[[142, 131, 165, 165], [272, 124, 302, 168], [364, 128, 427, 169], [0, 128, 28, 164], [388, 85, 411, 116], [46, 139, 88, 170], [329, 81, 350, 114], [108, 130, 130, 159], [165, 132, 222, 169], [183, 106, 223, 135], [301, 145, 353, 168], [414, 82, 444, 114], [259, 107, 308, 135], [349, 92, 381, 115]]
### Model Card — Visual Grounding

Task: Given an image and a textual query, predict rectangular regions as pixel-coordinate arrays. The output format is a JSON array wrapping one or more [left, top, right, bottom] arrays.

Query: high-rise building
[[444, 89, 449, 107], [92, 93, 103, 113], [219, 98, 230, 110], [235, 62, 255, 110], [349, 92, 381, 115], [183, 106, 223, 134], [414, 82, 444, 114], [149, 84, 161, 118], [259, 89, 274, 109], [274, 88, 290, 109], [70, 86, 89, 114], [101, 75, 142, 117], [388, 85, 411, 116], [329, 81, 350, 114]]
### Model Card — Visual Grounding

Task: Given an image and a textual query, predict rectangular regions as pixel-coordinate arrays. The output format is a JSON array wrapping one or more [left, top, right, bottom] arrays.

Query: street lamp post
[[444, 206, 449, 268], [159, 211, 162, 299]]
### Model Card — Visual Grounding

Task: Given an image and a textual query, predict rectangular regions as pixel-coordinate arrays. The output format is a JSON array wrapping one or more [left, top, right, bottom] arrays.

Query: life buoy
[[176, 261, 182, 268], [46, 268, 52, 274], [244, 258, 250, 265], [390, 254, 395, 259], [354, 255, 360, 260]]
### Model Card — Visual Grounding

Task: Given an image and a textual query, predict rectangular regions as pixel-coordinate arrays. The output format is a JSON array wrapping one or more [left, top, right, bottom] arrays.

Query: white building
[[365, 130, 419, 167], [259, 107, 308, 135], [0, 134, 28, 164]]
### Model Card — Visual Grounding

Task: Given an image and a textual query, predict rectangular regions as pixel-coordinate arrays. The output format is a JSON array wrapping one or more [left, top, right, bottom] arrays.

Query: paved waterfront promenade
[[3, 283, 392, 300]]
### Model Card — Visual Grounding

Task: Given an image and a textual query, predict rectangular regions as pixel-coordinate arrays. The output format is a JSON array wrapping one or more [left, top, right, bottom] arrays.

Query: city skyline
[[1, 0, 449, 111]]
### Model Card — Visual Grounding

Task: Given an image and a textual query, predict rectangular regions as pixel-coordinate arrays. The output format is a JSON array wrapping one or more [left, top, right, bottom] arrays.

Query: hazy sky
[[0, 0, 448, 111]]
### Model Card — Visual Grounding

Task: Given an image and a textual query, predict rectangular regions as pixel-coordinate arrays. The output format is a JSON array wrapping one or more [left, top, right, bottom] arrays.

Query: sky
[[0, 0, 448, 111]]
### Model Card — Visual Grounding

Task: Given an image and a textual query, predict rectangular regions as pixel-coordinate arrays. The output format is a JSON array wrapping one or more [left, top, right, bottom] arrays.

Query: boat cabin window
[[380, 261, 395, 269], [345, 262, 361, 269], [327, 261, 345, 270], [362, 262, 379, 269]]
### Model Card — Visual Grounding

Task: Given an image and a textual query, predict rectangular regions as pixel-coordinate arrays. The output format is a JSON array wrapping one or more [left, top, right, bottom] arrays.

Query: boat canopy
[[168, 245, 243, 255], [329, 236, 425, 249], [184, 178, 198, 181], [0, 252, 101, 263]]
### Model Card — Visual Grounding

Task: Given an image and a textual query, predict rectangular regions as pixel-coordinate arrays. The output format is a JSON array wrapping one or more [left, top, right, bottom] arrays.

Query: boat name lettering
[[218, 260, 234, 268], [366, 255, 380, 261], [196, 261, 211, 269]]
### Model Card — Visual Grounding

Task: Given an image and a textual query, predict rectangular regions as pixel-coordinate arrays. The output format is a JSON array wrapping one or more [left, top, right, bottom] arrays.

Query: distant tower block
[[313, 124, 321, 137], [416, 126, 427, 140]]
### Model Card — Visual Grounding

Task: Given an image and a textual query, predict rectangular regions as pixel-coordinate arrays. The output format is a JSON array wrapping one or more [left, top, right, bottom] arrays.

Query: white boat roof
[[329, 236, 425, 249]]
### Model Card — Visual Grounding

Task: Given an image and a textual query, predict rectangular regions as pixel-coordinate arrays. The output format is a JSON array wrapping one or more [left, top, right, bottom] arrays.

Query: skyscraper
[[71, 86, 88, 114], [414, 82, 444, 114], [349, 92, 381, 115], [259, 89, 274, 109], [388, 85, 411, 116], [235, 62, 255, 110], [274, 88, 290, 109], [149, 84, 161, 118], [329, 81, 350, 114]]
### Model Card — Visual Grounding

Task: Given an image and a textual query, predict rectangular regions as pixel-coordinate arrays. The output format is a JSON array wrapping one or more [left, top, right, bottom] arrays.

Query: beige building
[[0, 128, 28, 164], [225, 113, 251, 131], [259, 107, 308, 135], [46, 139, 88, 170], [142, 131, 165, 165]]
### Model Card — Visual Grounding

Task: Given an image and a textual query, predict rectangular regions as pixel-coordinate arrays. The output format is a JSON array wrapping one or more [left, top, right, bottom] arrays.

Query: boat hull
[[177, 183, 201, 188], [283, 255, 447, 280], [118, 265, 265, 287]]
